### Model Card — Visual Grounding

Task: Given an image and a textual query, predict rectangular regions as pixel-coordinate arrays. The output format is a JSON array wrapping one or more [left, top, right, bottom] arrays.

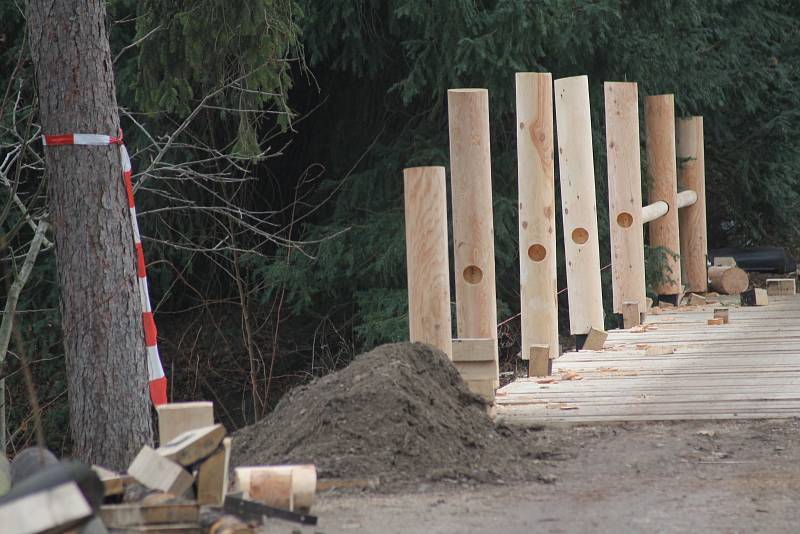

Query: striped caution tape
[[43, 131, 167, 405]]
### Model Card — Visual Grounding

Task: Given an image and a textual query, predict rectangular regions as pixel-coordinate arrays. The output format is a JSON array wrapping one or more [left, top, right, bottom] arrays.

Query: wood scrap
[[128, 446, 193, 497], [582, 327, 608, 351], [157, 424, 226, 467], [713, 308, 730, 324], [99, 502, 199, 528], [708, 265, 748, 295], [197, 438, 231, 506], [741, 287, 768, 306], [92, 465, 134, 497]]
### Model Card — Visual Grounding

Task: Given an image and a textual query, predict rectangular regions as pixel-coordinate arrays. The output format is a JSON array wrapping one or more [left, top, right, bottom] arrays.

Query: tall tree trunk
[[27, 0, 153, 470]]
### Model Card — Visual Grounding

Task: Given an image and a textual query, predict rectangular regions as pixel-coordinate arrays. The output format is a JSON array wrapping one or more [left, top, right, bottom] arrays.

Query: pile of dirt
[[231, 342, 554, 490]]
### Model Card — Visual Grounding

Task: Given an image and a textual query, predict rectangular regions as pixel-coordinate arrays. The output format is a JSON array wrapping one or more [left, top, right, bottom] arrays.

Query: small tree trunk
[[27, 0, 153, 470]]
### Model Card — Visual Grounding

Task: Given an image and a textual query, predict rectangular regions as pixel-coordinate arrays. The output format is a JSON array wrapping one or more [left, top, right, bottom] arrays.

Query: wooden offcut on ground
[[496, 294, 800, 423]]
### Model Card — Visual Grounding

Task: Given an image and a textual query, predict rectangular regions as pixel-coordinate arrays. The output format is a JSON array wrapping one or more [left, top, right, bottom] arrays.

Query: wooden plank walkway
[[496, 294, 800, 423]]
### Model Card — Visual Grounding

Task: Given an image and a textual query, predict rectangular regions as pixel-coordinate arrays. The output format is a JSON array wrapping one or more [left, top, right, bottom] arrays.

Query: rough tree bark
[[27, 0, 153, 470]]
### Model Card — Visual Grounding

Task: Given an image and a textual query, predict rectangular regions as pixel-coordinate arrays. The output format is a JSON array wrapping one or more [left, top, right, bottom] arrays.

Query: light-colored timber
[[622, 301, 641, 329], [516, 72, 559, 361], [554, 75, 604, 335], [497, 294, 800, 423], [708, 265, 749, 295], [528, 344, 551, 377], [448, 88, 499, 386], [403, 166, 453, 358], [645, 94, 681, 296], [766, 278, 796, 296], [742, 288, 768, 306], [156, 402, 214, 446], [605, 82, 646, 315], [676, 116, 708, 293]]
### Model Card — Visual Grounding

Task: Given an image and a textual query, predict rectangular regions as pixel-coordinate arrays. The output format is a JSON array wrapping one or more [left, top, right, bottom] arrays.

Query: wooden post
[[403, 166, 453, 359], [676, 116, 708, 293], [515, 73, 559, 364], [448, 89, 499, 385], [645, 94, 681, 298], [604, 81, 646, 317], [554, 75, 604, 337]]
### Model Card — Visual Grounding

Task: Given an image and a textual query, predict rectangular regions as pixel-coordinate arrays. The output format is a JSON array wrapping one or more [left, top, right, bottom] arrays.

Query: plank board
[[497, 293, 800, 423]]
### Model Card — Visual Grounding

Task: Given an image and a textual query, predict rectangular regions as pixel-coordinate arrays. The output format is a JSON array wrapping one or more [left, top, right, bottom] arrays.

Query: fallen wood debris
[[1, 402, 321, 534], [741, 287, 768, 306]]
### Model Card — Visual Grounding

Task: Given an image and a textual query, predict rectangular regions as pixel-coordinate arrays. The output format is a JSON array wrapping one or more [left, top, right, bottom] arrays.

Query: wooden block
[[688, 293, 707, 306], [713, 256, 737, 267], [128, 446, 194, 496], [157, 424, 226, 467], [707, 317, 724, 326], [645, 297, 654, 309], [713, 308, 729, 324], [622, 301, 640, 329], [657, 300, 674, 308], [741, 287, 768, 306], [453, 360, 496, 382], [197, 438, 231, 506], [766, 278, 796, 296], [528, 344, 551, 377], [582, 328, 608, 351], [100, 502, 199, 528], [0, 480, 92, 534], [156, 402, 214, 446], [92, 465, 134, 497], [234, 465, 316, 513], [451, 338, 495, 362], [464, 379, 495, 401]]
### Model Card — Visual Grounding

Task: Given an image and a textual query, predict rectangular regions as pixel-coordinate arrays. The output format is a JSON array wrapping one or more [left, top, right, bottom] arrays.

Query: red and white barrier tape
[[43, 131, 167, 405]]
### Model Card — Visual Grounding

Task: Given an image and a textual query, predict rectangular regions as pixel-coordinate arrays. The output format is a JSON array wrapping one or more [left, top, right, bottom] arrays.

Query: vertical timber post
[[605, 81, 647, 318], [554, 75, 604, 347], [447, 89, 499, 386], [676, 116, 708, 293], [645, 94, 682, 302], [403, 166, 454, 359], [516, 73, 559, 372]]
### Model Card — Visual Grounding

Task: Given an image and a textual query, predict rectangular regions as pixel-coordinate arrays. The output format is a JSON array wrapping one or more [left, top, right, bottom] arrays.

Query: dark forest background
[[1, 0, 798, 454]]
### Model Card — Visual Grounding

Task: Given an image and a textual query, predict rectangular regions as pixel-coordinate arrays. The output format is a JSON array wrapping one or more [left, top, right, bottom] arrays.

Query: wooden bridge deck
[[496, 294, 800, 424]]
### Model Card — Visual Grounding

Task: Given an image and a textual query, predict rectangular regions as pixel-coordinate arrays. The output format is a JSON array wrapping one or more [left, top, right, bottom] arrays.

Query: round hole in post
[[462, 265, 483, 285], [527, 244, 547, 262], [616, 212, 634, 228], [571, 227, 589, 245]]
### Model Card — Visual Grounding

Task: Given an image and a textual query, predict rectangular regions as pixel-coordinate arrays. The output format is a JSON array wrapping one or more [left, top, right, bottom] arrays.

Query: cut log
[[197, 438, 231, 506], [128, 447, 193, 497], [156, 402, 214, 446], [234, 465, 316, 513], [741, 288, 768, 306], [708, 265, 749, 295], [766, 278, 796, 296], [157, 424, 226, 467]]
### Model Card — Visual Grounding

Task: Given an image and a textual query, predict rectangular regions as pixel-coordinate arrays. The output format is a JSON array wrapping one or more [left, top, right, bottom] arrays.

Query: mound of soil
[[231, 342, 554, 489]]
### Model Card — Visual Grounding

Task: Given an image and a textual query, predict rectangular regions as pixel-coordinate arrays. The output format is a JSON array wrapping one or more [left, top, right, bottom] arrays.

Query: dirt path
[[293, 419, 800, 533]]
